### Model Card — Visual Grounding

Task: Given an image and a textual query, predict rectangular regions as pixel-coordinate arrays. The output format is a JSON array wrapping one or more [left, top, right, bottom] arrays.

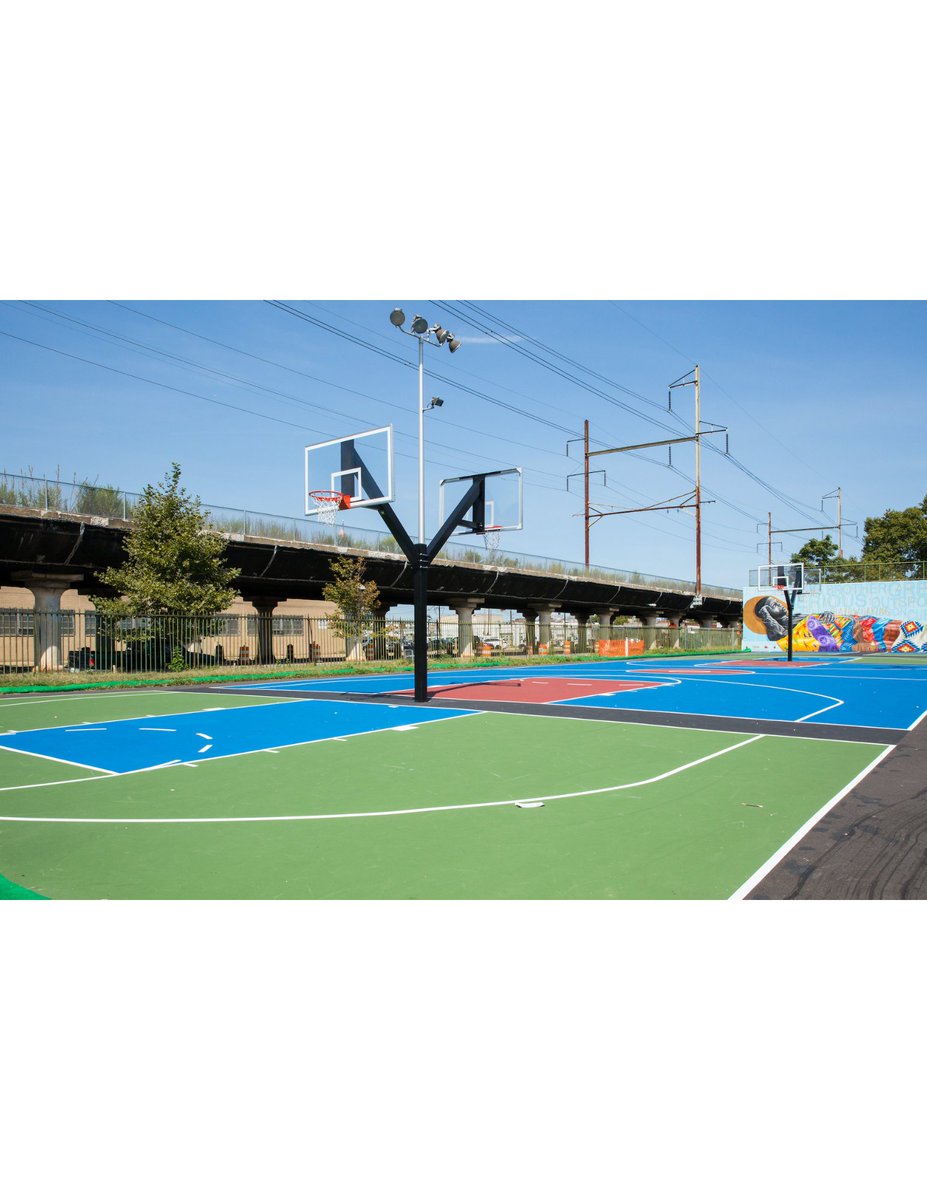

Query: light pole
[[389, 308, 460, 542], [389, 308, 460, 698]]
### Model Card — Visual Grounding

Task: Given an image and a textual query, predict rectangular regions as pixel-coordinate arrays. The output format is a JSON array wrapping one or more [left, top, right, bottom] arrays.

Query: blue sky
[[1, 299, 924, 590]]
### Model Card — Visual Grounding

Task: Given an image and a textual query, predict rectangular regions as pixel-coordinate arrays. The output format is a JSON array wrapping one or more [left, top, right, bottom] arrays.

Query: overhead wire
[[0, 314, 570, 510], [14, 301, 570, 485], [441, 299, 832, 527]]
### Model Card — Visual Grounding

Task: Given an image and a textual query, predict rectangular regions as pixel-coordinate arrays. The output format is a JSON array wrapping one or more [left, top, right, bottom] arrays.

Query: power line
[[16, 301, 572, 479], [265, 301, 582, 440], [450, 300, 831, 526], [0, 325, 570, 511]]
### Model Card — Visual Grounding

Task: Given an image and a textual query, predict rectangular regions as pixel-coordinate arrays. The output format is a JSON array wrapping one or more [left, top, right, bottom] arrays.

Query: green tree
[[862, 497, 927, 575], [91, 463, 239, 618], [322, 555, 381, 659], [791, 536, 862, 583]]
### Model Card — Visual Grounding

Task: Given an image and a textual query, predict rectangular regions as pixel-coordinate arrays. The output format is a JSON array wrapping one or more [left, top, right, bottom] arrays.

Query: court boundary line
[[201, 685, 903, 744], [0, 742, 118, 775], [549, 674, 847, 723], [225, 674, 869, 727], [728, 742, 898, 900], [0, 733, 767, 823]]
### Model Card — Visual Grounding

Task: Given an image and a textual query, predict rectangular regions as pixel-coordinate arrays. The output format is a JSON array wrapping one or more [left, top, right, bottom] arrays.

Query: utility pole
[[566, 419, 605, 570], [668, 365, 718, 598], [823, 487, 843, 556], [584, 419, 590, 568], [568, 367, 724, 587], [694, 364, 701, 596]]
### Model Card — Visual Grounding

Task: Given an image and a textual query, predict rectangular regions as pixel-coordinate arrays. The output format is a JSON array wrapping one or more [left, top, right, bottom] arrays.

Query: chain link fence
[[0, 609, 742, 675]]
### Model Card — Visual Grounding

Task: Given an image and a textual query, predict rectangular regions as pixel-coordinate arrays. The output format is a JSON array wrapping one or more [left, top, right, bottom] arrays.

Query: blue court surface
[[0, 699, 474, 775], [238, 655, 927, 730]]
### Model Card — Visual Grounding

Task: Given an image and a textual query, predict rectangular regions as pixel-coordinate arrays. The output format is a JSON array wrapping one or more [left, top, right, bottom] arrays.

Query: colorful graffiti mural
[[742, 581, 927, 653]]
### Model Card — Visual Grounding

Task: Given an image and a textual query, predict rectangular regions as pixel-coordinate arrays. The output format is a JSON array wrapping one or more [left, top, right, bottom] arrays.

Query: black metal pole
[[785, 588, 794, 662], [413, 544, 429, 701]]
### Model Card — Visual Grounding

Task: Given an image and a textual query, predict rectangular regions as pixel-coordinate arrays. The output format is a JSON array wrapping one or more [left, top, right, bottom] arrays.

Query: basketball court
[[2, 650, 924, 899], [3, 428, 925, 900]]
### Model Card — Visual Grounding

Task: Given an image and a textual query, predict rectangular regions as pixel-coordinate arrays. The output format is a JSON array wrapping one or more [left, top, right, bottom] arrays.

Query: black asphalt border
[[744, 717, 927, 899], [197, 683, 905, 746]]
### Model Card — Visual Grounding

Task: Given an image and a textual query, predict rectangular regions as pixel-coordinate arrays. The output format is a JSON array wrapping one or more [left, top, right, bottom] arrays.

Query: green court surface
[[0, 690, 887, 899]]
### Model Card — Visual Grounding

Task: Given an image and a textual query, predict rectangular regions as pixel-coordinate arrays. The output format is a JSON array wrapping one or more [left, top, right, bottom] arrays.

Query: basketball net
[[309, 491, 349, 530], [483, 525, 503, 553]]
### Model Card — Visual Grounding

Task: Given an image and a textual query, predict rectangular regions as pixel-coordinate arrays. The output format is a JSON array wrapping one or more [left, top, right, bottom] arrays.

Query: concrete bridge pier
[[452, 598, 484, 658], [12, 571, 83, 671]]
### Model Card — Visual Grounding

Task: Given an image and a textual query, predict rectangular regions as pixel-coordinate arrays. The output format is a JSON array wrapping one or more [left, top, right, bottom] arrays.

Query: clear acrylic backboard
[[749, 563, 814, 592], [438, 466, 523, 535], [304, 426, 394, 516]]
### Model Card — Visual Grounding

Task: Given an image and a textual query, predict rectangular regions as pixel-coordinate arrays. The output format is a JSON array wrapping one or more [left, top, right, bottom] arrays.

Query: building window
[[246, 615, 304, 636], [0, 611, 34, 636]]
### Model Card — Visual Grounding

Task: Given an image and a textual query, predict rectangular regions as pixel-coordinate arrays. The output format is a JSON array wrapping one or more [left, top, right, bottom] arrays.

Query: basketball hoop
[[483, 525, 503, 553], [308, 490, 350, 529]]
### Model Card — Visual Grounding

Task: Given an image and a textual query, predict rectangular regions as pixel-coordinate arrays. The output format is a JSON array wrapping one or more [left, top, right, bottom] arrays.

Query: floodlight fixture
[[389, 305, 463, 544]]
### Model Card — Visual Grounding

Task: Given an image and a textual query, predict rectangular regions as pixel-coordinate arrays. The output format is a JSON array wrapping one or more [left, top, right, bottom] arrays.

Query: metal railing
[[0, 470, 740, 597], [0, 609, 743, 675]]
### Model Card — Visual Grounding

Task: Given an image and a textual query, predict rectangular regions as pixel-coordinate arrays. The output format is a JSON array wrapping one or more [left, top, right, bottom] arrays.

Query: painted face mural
[[743, 594, 793, 640]]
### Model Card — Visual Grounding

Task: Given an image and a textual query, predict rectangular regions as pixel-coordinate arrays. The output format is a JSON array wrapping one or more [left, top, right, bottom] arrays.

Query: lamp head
[[430, 396, 444, 408], [447, 335, 461, 353], [433, 325, 450, 344], [389, 308, 406, 328], [410, 314, 429, 335]]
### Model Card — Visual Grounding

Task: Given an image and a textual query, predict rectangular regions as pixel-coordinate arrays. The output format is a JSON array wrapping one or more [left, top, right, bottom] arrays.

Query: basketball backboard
[[750, 562, 809, 592], [304, 426, 394, 516], [438, 467, 523, 535]]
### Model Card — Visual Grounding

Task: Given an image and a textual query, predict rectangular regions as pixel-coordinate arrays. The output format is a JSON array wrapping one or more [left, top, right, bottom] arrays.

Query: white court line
[[907, 707, 927, 732], [0, 688, 196, 709], [0, 695, 358, 738], [0, 708, 481, 789], [728, 743, 897, 900], [0, 734, 765, 823], [0, 743, 119, 775], [550, 674, 847, 724], [0, 757, 179, 791]]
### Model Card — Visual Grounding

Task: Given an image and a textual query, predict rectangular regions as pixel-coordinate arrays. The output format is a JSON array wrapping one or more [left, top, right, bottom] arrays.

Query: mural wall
[[742, 579, 927, 654]]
